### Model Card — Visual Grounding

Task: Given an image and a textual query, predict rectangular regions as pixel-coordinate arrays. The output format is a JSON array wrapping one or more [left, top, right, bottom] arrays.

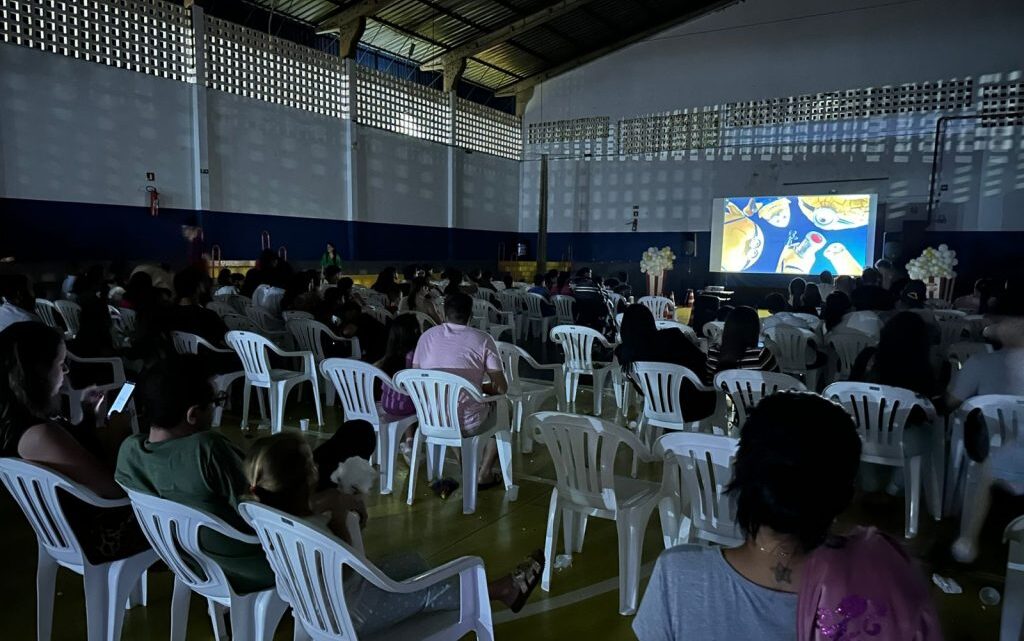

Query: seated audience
[[634, 392, 938, 641], [116, 356, 276, 594], [835, 274, 855, 298], [412, 293, 507, 487], [788, 277, 806, 308], [821, 291, 853, 332], [527, 274, 556, 317], [443, 268, 469, 297], [851, 311, 944, 400], [874, 258, 897, 290], [953, 277, 993, 314], [0, 273, 41, 332], [706, 306, 779, 378], [851, 267, 895, 312], [817, 270, 835, 298], [214, 268, 237, 297], [0, 323, 148, 563], [119, 270, 155, 310], [244, 433, 544, 636], [403, 277, 443, 324], [796, 283, 822, 315], [320, 265, 342, 294], [376, 313, 420, 420], [570, 268, 608, 329], [167, 266, 230, 347], [761, 292, 811, 332], [616, 304, 714, 418], [688, 294, 720, 337], [336, 301, 387, 363], [552, 272, 573, 296]]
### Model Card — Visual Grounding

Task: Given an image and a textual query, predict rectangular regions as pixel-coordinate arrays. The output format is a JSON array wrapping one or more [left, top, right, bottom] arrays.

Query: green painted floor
[[0, 345, 1013, 640]]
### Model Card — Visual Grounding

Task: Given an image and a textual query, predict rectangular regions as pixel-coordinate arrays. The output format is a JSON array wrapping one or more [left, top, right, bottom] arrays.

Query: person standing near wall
[[321, 242, 343, 275]]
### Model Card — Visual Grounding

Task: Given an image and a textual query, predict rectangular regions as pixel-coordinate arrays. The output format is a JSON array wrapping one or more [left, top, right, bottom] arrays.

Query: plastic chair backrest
[[223, 313, 262, 333], [394, 369, 477, 440], [704, 321, 724, 345], [206, 301, 236, 318], [472, 288, 496, 304], [638, 296, 674, 319], [282, 311, 314, 322], [246, 306, 281, 330], [532, 411, 644, 512], [823, 382, 933, 457], [287, 318, 335, 361], [947, 341, 993, 370], [115, 306, 137, 335], [495, 289, 523, 313], [35, 298, 61, 329], [226, 330, 274, 385], [396, 311, 436, 333], [632, 362, 706, 426], [524, 293, 548, 319], [552, 295, 575, 324], [960, 395, 1024, 448], [226, 295, 250, 314], [938, 318, 968, 347], [364, 306, 394, 325], [54, 300, 81, 335], [766, 325, 812, 371], [366, 292, 389, 308], [171, 330, 215, 355], [933, 309, 967, 322], [826, 329, 877, 378], [714, 370, 807, 427], [124, 488, 244, 602], [471, 299, 500, 326], [551, 325, 606, 373], [0, 458, 102, 569], [321, 358, 389, 424], [658, 432, 741, 544], [655, 320, 698, 343], [239, 502, 379, 641]]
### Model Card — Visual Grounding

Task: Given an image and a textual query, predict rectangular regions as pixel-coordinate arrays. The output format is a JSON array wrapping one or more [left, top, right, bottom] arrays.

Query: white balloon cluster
[[640, 246, 676, 274], [906, 244, 958, 281]]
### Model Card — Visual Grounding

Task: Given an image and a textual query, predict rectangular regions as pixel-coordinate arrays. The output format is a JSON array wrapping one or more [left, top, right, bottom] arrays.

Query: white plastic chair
[[206, 301, 237, 318], [703, 321, 725, 346], [247, 305, 286, 333], [395, 311, 436, 334], [656, 432, 743, 548], [654, 320, 699, 344], [494, 289, 525, 336], [239, 502, 496, 641], [947, 341, 993, 371], [522, 293, 555, 343], [395, 369, 516, 515], [496, 342, 562, 453], [551, 295, 575, 326], [55, 299, 82, 337], [123, 488, 289, 641], [947, 395, 1024, 518], [170, 331, 246, 428], [638, 296, 674, 320], [471, 299, 516, 343], [1002, 515, 1024, 641], [320, 358, 417, 495], [714, 369, 807, 430], [472, 288, 497, 305], [287, 319, 362, 406], [550, 325, 618, 416], [62, 351, 139, 433], [826, 328, 877, 381], [937, 318, 969, 349], [823, 382, 942, 538], [633, 361, 728, 438], [932, 309, 967, 323], [35, 298, 63, 331], [765, 325, 821, 391], [0, 459, 156, 641], [226, 330, 323, 433], [531, 412, 663, 615], [364, 306, 394, 325], [281, 310, 314, 322], [109, 306, 137, 344]]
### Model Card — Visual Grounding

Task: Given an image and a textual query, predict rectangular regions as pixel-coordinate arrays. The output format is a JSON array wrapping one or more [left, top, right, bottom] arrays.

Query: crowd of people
[[0, 246, 1022, 640]]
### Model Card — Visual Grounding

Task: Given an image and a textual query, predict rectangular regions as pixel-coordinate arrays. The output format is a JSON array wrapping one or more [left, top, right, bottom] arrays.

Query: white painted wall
[[207, 90, 348, 219], [520, 0, 1024, 234], [0, 42, 521, 233], [0, 44, 193, 208]]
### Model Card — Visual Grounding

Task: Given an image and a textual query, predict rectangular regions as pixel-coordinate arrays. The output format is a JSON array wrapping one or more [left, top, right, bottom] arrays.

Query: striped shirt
[[706, 345, 779, 378]]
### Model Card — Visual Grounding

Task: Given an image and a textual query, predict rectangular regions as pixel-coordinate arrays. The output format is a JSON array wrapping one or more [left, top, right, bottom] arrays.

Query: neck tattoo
[[771, 561, 793, 584], [757, 541, 796, 585]]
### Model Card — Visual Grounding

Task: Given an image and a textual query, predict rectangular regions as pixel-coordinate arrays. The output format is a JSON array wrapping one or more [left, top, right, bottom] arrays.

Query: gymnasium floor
[[0, 337, 1011, 640]]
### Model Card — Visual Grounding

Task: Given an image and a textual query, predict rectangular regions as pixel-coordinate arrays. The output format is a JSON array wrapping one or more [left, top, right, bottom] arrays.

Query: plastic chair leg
[[657, 495, 680, 549], [561, 508, 576, 556], [1002, 549, 1024, 641], [576, 514, 588, 553], [36, 550, 58, 641], [407, 431, 423, 506], [269, 384, 285, 434], [228, 595, 255, 641], [169, 579, 191, 641], [462, 439, 479, 515], [251, 590, 289, 641], [241, 383, 252, 429], [564, 372, 580, 409], [379, 423, 399, 495], [903, 455, 922, 539], [495, 430, 515, 493], [616, 510, 648, 616], [127, 570, 147, 608], [542, 490, 560, 592], [208, 601, 228, 641], [309, 378, 324, 427], [82, 565, 112, 641]]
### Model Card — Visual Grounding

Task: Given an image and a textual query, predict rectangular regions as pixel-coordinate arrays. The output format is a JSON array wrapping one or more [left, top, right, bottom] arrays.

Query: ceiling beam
[[495, 0, 741, 97], [316, 0, 401, 34], [419, 0, 596, 72]]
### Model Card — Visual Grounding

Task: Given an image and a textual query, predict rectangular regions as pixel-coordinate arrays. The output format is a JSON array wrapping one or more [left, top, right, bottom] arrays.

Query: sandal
[[509, 549, 545, 613], [430, 478, 459, 500], [477, 472, 504, 491]]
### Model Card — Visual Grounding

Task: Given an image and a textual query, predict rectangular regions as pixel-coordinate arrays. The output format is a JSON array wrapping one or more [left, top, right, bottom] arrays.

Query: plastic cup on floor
[[299, 418, 310, 431], [979, 587, 1001, 606]]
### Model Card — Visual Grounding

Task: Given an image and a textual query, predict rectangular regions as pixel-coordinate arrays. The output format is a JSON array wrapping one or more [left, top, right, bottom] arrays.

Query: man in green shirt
[[115, 357, 274, 594]]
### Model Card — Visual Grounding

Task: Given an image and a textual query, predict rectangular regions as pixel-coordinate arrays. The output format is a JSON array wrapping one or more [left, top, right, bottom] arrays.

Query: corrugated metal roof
[[234, 0, 737, 91]]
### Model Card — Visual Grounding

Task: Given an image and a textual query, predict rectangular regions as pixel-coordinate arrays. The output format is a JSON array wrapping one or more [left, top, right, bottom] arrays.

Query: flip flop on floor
[[477, 472, 504, 491], [509, 549, 545, 614]]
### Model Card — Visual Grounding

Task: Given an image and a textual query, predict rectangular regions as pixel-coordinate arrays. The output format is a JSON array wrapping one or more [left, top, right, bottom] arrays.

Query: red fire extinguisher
[[146, 186, 160, 217]]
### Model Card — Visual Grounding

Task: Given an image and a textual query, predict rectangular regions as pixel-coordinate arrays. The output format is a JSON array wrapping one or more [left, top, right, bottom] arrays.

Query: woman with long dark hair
[[707, 306, 778, 377], [850, 311, 940, 397], [374, 314, 421, 460]]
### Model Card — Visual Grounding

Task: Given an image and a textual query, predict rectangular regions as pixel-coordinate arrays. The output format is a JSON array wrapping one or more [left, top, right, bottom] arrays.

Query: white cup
[[299, 418, 310, 431]]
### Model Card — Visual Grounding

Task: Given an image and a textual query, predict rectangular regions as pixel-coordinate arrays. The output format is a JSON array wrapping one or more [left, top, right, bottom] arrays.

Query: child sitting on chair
[[244, 433, 543, 637]]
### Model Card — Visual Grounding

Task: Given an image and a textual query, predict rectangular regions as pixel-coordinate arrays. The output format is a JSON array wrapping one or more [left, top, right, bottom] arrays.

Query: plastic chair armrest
[[67, 354, 125, 381], [382, 556, 488, 595]]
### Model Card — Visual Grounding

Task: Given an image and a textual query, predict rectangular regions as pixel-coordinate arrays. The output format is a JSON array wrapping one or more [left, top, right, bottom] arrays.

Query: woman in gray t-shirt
[[633, 392, 863, 641]]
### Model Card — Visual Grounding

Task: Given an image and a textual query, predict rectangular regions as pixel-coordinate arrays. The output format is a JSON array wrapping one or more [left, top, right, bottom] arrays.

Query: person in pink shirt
[[412, 293, 508, 487]]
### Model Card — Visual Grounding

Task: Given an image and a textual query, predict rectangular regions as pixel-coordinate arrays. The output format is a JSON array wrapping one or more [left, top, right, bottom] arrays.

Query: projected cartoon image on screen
[[718, 195, 872, 275]]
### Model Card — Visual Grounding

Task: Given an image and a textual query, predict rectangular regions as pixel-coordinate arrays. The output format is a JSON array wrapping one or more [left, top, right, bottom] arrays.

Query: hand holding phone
[[107, 382, 135, 419]]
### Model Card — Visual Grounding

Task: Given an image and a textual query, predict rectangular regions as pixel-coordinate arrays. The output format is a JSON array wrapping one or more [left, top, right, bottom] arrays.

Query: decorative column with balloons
[[640, 246, 676, 297], [906, 244, 958, 302]]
